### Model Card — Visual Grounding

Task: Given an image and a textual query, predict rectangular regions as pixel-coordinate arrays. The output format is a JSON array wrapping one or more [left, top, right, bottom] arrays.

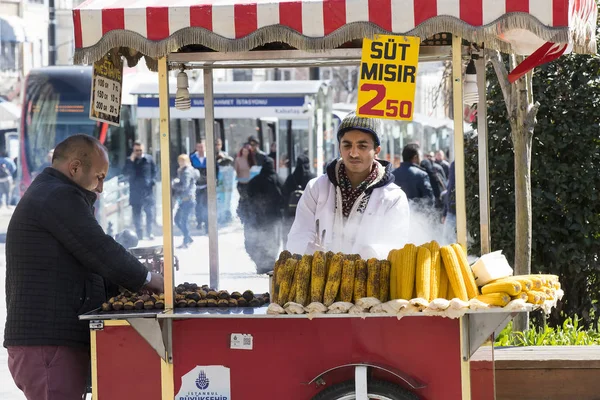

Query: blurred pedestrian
[[242, 157, 284, 274], [215, 138, 233, 167], [234, 144, 255, 200], [33, 149, 54, 179], [124, 141, 157, 240], [393, 143, 434, 210], [172, 154, 199, 249], [247, 135, 267, 166], [268, 141, 277, 162], [442, 161, 457, 243], [435, 149, 451, 178], [5, 135, 163, 400], [190, 141, 209, 233], [0, 152, 16, 207], [282, 154, 316, 239], [420, 158, 446, 211]]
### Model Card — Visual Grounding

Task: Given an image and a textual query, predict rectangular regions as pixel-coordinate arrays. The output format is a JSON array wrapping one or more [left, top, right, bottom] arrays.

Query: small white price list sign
[[93, 76, 120, 117], [89, 53, 123, 127]]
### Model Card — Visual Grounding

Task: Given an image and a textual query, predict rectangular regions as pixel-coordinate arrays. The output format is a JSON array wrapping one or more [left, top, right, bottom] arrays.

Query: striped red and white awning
[[73, 0, 597, 65]]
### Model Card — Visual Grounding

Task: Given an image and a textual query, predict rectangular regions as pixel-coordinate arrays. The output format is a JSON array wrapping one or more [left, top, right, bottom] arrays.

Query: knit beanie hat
[[336, 112, 381, 147]]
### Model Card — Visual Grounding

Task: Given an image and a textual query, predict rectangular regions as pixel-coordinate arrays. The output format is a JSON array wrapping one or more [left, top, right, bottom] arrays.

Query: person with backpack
[[282, 154, 316, 240], [0, 152, 16, 207], [420, 158, 447, 212]]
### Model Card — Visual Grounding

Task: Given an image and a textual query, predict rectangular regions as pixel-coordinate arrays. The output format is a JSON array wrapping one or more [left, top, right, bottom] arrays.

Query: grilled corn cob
[[295, 255, 313, 306], [323, 253, 344, 306], [438, 264, 449, 299], [520, 275, 544, 290], [325, 251, 335, 277], [272, 260, 281, 304], [476, 292, 511, 307], [278, 250, 292, 264], [528, 290, 547, 303], [440, 245, 468, 301], [277, 258, 298, 305], [389, 250, 398, 299], [367, 258, 381, 299], [428, 241, 442, 301], [447, 283, 455, 300], [415, 246, 432, 300], [288, 264, 299, 304], [544, 287, 556, 300], [310, 251, 327, 303], [398, 244, 418, 300], [526, 291, 543, 304], [512, 292, 528, 301], [353, 259, 368, 301], [481, 281, 522, 296], [387, 249, 397, 262], [366, 258, 381, 298], [490, 277, 533, 292], [379, 260, 391, 302], [451, 243, 479, 299], [340, 260, 356, 302]]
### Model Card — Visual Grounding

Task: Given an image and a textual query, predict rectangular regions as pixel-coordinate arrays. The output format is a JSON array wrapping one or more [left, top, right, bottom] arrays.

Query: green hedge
[[465, 14, 600, 328], [495, 317, 600, 346]]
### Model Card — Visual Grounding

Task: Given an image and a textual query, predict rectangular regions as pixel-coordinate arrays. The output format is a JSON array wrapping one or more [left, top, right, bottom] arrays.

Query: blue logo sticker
[[195, 370, 210, 390]]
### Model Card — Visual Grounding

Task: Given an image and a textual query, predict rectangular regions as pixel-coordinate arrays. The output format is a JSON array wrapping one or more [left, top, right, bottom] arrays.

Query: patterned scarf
[[337, 161, 379, 218]]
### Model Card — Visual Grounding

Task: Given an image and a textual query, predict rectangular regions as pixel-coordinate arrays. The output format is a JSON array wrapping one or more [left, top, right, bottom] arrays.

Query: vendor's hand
[[441, 216, 446, 224], [305, 241, 325, 255], [144, 272, 164, 293], [130, 152, 136, 162]]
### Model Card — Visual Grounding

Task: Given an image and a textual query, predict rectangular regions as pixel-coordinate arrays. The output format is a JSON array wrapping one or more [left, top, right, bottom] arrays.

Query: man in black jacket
[[124, 141, 157, 240], [393, 143, 434, 209], [4, 134, 163, 400]]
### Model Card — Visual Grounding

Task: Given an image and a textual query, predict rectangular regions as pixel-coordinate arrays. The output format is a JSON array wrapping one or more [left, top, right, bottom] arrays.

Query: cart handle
[[306, 362, 427, 389]]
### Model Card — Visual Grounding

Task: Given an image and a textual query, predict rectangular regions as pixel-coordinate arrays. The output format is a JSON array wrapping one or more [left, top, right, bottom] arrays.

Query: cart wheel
[[312, 379, 420, 400]]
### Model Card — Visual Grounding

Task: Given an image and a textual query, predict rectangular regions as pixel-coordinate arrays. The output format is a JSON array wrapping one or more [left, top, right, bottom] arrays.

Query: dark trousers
[[132, 201, 154, 238], [175, 200, 194, 243], [8, 345, 89, 400], [195, 187, 208, 229]]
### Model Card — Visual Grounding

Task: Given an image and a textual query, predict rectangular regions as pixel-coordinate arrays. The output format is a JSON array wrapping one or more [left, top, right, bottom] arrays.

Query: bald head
[[52, 134, 109, 193], [52, 135, 105, 168]]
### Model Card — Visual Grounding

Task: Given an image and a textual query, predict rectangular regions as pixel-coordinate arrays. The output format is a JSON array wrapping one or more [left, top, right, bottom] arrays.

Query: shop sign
[[356, 34, 420, 121], [89, 52, 123, 127], [176, 366, 231, 400]]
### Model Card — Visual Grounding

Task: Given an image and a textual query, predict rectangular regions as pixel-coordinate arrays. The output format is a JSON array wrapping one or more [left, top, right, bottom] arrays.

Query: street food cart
[[73, 0, 597, 399]]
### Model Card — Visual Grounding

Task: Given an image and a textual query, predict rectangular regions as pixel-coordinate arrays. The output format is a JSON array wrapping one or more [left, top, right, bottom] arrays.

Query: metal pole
[[203, 69, 220, 290], [452, 36, 471, 400], [452, 36, 468, 249], [48, 0, 56, 65], [157, 57, 174, 308], [157, 57, 175, 397], [476, 55, 491, 254]]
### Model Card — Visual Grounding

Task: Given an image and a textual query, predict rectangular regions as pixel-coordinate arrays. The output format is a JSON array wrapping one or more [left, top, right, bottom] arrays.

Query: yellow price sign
[[356, 35, 420, 121]]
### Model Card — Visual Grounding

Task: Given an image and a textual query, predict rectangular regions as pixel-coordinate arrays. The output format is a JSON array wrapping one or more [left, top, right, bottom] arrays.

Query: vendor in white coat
[[287, 112, 409, 259]]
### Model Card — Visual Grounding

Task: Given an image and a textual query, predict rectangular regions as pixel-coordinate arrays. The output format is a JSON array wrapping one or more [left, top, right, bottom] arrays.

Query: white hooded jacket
[[286, 159, 409, 259]]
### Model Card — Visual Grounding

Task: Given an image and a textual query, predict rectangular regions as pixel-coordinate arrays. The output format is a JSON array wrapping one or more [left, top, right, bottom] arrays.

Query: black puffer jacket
[[392, 162, 434, 205], [245, 158, 284, 224], [4, 168, 148, 348], [123, 155, 156, 206], [282, 155, 317, 213]]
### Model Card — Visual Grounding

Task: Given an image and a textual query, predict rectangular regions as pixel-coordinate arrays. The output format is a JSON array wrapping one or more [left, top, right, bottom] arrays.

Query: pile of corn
[[477, 274, 562, 307], [269, 245, 563, 316], [388, 242, 479, 302], [272, 251, 391, 307]]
